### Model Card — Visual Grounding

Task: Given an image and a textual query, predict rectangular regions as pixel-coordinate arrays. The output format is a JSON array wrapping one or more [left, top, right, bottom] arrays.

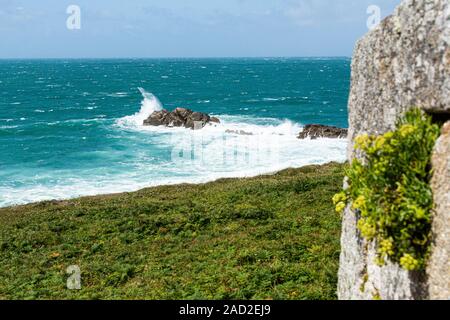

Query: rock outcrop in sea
[[143, 107, 220, 129], [338, 0, 449, 300], [297, 124, 348, 139]]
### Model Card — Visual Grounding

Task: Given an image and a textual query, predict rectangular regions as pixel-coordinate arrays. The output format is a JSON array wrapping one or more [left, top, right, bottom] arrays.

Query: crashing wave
[[116, 88, 163, 127]]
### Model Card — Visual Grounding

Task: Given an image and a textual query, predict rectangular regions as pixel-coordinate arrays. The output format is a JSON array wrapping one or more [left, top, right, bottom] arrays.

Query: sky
[[0, 0, 401, 58]]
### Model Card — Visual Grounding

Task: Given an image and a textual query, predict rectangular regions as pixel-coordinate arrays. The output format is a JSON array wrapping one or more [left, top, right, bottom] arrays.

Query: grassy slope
[[0, 162, 344, 300]]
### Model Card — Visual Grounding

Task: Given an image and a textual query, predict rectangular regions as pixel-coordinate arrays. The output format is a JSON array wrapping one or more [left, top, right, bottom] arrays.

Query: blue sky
[[0, 0, 401, 58]]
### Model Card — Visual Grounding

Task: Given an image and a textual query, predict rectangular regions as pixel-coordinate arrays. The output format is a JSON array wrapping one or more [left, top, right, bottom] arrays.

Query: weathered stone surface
[[339, 232, 428, 300], [337, 205, 367, 300], [347, 0, 450, 157], [338, 187, 427, 300], [298, 124, 348, 140], [428, 121, 450, 300], [339, 0, 450, 300], [143, 107, 219, 130], [144, 110, 169, 126]]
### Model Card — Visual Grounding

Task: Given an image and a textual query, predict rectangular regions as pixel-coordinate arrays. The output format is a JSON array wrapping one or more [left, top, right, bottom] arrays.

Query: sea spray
[[117, 88, 163, 127], [0, 59, 350, 207]]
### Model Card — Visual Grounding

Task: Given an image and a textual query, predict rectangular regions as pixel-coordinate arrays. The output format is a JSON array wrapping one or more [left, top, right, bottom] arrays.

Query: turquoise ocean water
[[0, 58, 350, 207]]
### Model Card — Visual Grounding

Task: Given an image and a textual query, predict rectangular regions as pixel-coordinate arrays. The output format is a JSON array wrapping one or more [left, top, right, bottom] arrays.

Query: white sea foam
[[107, 92, 129, 98], [114, 92, 346, 172], [0, 91, 348, 208], [0, 134, 346, 207], [116, 88, 163, 127]]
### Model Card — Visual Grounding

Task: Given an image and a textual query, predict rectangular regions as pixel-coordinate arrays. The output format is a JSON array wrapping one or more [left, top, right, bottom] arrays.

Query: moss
[[335, 109, 440, 271], [360, 271, 369, 293], [372, 291, 382, 300]]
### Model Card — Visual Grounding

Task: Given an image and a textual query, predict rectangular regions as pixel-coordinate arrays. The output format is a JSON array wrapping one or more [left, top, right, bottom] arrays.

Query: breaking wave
[[116, 87, 163, 127], [1, 89, 348, 208]]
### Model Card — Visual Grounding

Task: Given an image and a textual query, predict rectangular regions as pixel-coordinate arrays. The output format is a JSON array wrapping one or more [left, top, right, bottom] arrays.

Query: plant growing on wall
[[333, 109, 440, 271]]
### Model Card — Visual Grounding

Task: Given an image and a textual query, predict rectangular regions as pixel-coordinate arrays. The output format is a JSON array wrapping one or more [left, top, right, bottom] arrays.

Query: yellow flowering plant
[[334, 109, 440, 271]]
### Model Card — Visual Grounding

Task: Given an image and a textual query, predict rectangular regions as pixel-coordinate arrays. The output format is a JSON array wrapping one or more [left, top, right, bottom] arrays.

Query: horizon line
[[0, 55, 352, 60]]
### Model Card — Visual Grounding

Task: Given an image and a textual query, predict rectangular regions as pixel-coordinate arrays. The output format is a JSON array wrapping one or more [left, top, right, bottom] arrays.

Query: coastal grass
[[0, 162, 345, 300]]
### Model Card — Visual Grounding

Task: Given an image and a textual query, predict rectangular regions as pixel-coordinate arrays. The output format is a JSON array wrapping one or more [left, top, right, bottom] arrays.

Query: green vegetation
[[334, 109, 440, 271], [0, 163, 344, 300]]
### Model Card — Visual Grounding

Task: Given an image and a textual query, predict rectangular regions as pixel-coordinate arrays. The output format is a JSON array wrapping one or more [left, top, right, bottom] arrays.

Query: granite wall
[[338, 0, 449, 300]]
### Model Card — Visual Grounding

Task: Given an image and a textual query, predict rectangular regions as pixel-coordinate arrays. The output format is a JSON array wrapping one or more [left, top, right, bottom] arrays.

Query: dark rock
[[191, 112, 209, 122], [165, 112, 185, 127], [174, 107, 192, 119], [143, 108, 219, 130], [143, 110, 168, 126], [298, 124, 348, 139], [210, 117, 220, 124]]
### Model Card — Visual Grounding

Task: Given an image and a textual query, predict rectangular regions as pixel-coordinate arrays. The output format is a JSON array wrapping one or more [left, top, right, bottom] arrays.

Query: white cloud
[[284, 3, 315, 26]]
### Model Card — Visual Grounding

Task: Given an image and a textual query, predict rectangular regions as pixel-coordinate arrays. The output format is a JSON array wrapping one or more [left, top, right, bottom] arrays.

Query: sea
[[0, 58, 350, 207]]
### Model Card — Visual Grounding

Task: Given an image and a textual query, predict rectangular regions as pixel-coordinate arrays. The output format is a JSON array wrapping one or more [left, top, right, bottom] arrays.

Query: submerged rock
[[143, 107, 220, 129], [298, 124, 348, 139], [210, 117, 221, 124]]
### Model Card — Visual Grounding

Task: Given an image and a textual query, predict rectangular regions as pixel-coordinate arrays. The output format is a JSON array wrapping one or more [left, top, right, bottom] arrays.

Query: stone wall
[[428, 122, 450, 300], [338, 0, 449, 300]]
